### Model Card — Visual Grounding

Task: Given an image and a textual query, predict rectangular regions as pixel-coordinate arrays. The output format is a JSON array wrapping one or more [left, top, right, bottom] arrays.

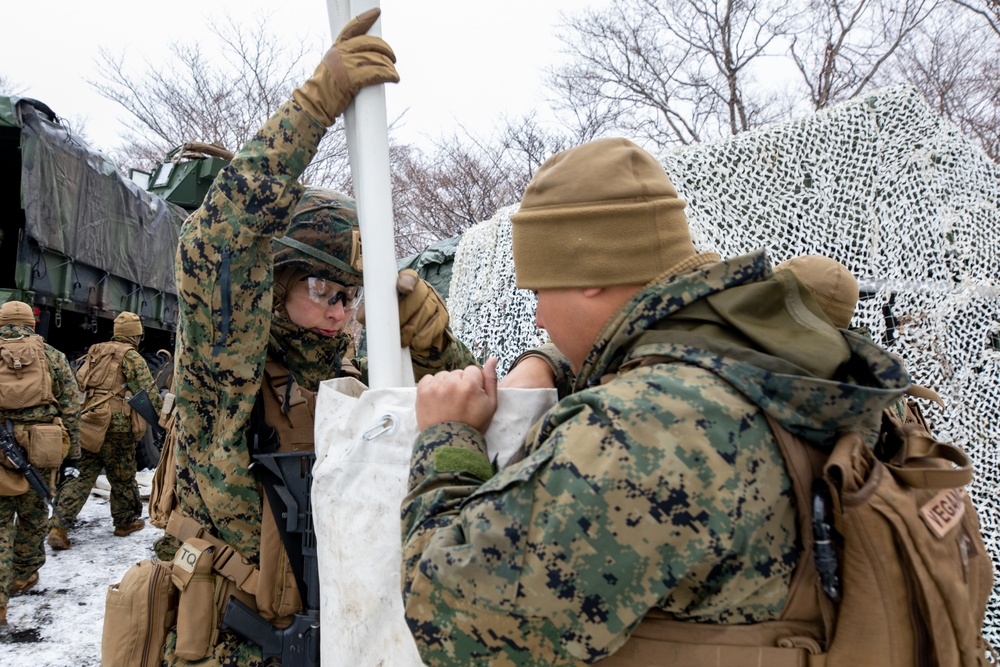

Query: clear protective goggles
[[301, 276, 363, 311]]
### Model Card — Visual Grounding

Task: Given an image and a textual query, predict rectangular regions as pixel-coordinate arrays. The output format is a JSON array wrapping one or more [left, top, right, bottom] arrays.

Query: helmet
[[273, 187, 363, 287], [0, 301, 36, 327], [114, 311, 143, 337]]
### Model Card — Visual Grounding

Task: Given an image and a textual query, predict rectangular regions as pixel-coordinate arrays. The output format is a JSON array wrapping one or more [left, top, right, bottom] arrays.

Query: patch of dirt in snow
[[1, 487, 164, 667]]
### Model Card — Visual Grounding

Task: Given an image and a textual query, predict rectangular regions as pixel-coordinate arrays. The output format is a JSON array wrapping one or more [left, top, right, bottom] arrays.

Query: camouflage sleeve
[[173, 100, 326, 552], [508, 340, 576, 398], [46, 346, 82, 458], [401, 363, 796, 665], [122, 349, 163, 415], [351, 329, 479, 385]]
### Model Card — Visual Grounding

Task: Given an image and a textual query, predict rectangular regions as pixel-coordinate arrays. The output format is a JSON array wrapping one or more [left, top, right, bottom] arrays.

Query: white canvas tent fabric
[[312, 379, 556, 665], [447, 85, 1000, 647]]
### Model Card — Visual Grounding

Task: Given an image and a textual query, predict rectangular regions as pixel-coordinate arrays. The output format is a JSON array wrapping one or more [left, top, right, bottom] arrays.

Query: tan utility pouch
[[102, 558, 179, 667], [128, 393, 147, 440], [0, 465, 29, 496], [148, 413, 178, 529], [822, 432, 994, 667], [256, 496, 303, 620], [0, 437, 30, 495], [171, 537, 220, 661], [80, 396, 116, 453], [80, 401, 112, 452], [15, 422, 64, 469]]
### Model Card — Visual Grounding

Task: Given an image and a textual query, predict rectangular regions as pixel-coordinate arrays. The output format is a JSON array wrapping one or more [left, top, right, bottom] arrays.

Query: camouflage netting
[[448, 85, 1000, 647]]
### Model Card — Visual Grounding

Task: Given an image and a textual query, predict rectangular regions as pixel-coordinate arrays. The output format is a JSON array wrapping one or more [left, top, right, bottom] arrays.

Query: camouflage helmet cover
[[274, 187, 364, 286]]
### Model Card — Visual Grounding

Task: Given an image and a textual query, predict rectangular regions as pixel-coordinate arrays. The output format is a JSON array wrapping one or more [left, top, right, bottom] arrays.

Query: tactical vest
[[0, 333, 55, 411], [157, 357, 318, 625]]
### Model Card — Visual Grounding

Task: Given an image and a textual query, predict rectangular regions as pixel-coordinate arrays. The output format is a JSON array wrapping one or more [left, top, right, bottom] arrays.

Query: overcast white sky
[[1, 0, 599, 154]]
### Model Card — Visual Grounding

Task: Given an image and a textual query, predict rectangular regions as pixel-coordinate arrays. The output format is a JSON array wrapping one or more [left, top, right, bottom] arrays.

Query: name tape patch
[[173, 542, 207, 574], [919, 487, 966, 539]]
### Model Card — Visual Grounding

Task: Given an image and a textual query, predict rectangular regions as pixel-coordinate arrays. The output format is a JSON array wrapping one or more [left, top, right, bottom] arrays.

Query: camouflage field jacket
[[401, 250, 910, 665], [172, 100, 474, 573]]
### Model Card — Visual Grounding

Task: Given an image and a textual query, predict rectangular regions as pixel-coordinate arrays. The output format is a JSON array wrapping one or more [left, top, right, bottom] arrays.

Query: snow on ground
[[1, 473, 163, 667]]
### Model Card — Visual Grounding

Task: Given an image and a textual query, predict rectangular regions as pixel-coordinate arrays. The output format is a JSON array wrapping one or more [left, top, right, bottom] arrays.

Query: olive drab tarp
[[0, 96, 21, 128], [397, 234, 460, 303], [11, 97, 185, 295]]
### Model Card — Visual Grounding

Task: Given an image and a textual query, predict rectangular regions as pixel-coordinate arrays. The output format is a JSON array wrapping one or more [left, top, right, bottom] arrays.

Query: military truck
[[1, 97, 180, 353], [1, 95, 230, 466], [0, 95, 236, 346]]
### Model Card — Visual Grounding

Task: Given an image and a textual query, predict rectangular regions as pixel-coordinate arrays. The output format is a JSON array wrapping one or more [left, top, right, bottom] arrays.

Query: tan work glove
[[357, 270, 451, 353], [292, 8, 399, 127]]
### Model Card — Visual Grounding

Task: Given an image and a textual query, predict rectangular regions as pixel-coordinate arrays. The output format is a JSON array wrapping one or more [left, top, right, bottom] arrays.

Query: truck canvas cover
[[5, 97, 184, 295]]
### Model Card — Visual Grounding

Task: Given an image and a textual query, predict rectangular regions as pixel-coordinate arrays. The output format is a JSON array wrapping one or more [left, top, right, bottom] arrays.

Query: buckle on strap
[[165, 509, 260, 596], [212, 544, 260, 596]]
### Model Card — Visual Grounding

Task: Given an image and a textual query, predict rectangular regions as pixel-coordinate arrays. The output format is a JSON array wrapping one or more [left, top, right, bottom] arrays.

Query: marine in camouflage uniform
[[49, 312, 162, 547], [401, 139, 910, 665], [160, 10, 474, 666], [0, 301, 81, 624]]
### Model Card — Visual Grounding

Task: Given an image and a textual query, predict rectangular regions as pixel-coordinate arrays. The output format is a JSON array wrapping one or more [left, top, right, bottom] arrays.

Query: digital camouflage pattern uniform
[[52, 335, 162, 532], [0, 322, 81, 610], [401, 250, 910, 665], [165, 100, 475, 667]]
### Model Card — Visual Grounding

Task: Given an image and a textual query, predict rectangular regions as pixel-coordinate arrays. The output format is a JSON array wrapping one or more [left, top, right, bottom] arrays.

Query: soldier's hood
[[110, 334, 139, 348], [579, 249, 910, 447]]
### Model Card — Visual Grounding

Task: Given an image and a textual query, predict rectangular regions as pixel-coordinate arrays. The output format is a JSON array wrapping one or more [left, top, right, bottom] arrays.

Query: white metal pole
[[327, 0, 411, 389]]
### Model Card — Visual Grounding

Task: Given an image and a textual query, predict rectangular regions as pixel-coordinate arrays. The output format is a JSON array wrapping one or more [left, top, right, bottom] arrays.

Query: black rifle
[[812, 481, 841, 601], [0, 418, 66, 523], [222, 451, 320, 667], [127, 389, 166, 449]]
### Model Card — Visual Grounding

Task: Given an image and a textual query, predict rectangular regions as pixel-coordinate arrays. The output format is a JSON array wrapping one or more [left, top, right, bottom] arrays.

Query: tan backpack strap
[[906, 383, 944, 406], [601, 610, 827, 666], [762, 414, 836, 642], [82, 382, 127, 413], [886, 433, 973, 488]]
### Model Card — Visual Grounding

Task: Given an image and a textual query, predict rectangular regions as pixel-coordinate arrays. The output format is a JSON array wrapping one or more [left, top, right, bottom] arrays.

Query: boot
[[48, 526, 71, 550], [11, 571, 38, 595], [113, 517, 146, 537]]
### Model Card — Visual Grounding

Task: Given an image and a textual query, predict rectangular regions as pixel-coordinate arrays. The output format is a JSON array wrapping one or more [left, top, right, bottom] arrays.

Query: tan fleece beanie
[[114, 311, 144, 337], [0, 301, 36, 327], [510, 137, 718, 289], [776, 255, 860, 328]]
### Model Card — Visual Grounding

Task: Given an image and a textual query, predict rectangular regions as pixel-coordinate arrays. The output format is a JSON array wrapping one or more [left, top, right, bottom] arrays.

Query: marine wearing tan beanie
[[0, 301, 37, 328], [775, 255, 860, 329], [510, 137, 719, 290], [114, 311, 144, 337]]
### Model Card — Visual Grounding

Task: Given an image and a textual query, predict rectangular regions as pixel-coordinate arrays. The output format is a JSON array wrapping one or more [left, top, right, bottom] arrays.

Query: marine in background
[[48, 311, 162, 550], [0, 301, 81, 626]]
